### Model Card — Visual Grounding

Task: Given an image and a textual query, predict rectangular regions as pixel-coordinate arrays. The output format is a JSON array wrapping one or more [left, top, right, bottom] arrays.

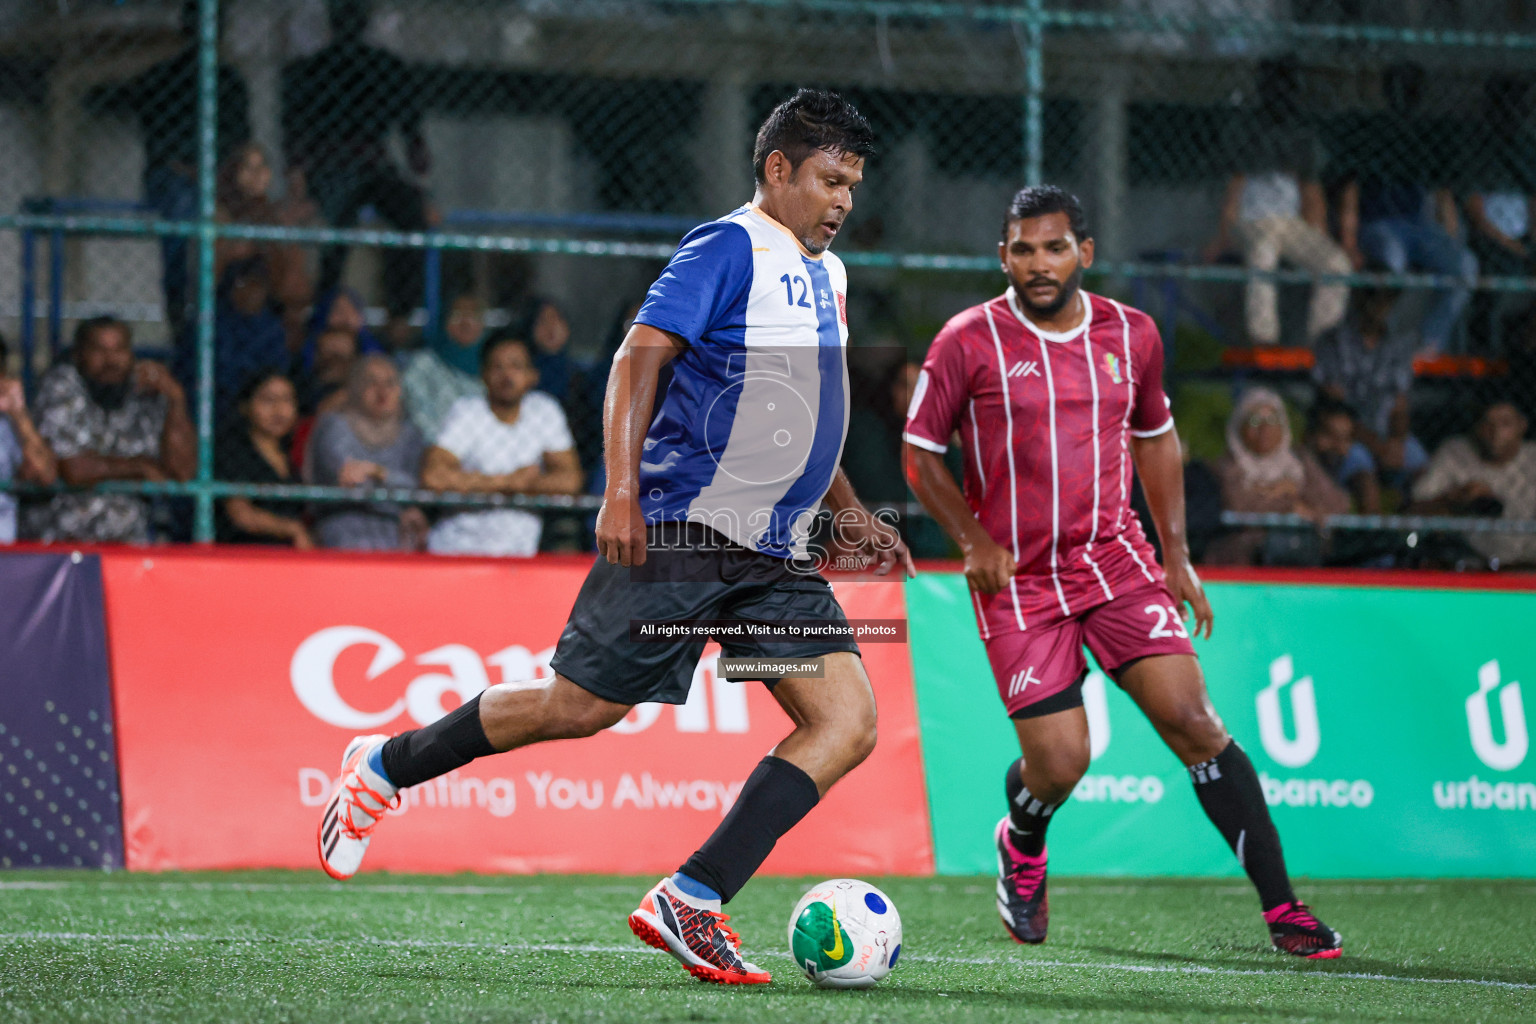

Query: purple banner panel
[[0, 552, 123, 869]]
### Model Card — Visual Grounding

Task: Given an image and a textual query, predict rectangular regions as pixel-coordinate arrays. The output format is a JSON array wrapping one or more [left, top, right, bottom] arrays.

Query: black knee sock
[[380, 694, 498, 789], [679, 755, 820, 903], [1189, 740, 1294, 911], [1004, 757, 1059, 857]]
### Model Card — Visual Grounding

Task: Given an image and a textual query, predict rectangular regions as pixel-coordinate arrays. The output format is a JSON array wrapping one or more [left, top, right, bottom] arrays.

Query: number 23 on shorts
[[1144, 603, 1189, 640]]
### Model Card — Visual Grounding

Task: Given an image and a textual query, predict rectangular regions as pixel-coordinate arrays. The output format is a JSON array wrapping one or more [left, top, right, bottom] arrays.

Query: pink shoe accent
[[995, 820, 1048, 901], [1264, 902, 1320, 929]]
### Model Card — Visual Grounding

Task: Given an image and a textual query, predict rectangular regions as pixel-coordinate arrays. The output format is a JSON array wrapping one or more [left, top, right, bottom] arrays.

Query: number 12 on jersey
[[780, 274, 812, 308]]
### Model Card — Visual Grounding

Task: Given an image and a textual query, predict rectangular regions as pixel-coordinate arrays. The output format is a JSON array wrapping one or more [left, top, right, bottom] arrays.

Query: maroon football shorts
[[983, 580, 1198, 717]]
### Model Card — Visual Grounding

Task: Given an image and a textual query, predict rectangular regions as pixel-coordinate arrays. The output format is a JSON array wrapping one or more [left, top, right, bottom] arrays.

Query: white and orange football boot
[[317, 734, 399, 880], [628, 878, 771, 985]]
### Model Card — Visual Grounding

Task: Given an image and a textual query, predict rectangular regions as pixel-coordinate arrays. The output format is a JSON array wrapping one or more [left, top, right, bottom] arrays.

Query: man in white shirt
[[420, 333, 583, 555], [1204, 121, 1352, 346], [1411, 398, 1536, 568]]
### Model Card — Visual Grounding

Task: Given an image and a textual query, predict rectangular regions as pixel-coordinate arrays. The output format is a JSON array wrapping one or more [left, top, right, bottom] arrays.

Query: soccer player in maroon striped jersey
[[903, 186, 1341, 959]]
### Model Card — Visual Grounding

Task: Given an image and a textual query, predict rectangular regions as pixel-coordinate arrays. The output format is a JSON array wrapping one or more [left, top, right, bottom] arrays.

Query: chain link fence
[[0, 0, 1533, 568]]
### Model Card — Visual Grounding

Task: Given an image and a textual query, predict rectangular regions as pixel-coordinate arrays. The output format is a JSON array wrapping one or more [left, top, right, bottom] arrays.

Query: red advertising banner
[[101, 550, 934, 877]]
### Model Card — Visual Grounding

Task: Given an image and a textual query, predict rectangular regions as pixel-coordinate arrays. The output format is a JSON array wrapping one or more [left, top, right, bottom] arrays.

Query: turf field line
[[4, 931, 1533, 991], [5, 879, 1526, 898], [950, 957, 1536, 991]]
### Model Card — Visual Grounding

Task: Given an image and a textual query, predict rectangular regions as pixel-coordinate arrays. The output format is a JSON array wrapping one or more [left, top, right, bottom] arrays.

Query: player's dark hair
[[1002, 185, 1090, 243], [753, 89, 875, 184], [73, 316, 131, 353], [0, 330, 9, 368], [479, 331, 534, 374]]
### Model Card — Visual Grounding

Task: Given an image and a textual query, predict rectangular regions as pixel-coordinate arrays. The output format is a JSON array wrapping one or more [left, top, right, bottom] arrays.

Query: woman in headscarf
[[305, 354, 427, 551], [525, 296, 581, 402], [401, 291, 489, 442], [1206, 386, 1349, 564]]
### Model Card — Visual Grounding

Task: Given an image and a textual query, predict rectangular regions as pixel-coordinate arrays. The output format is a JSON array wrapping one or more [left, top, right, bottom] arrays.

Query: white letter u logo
[[1256, 655, 1320, 768], [1467, 661, 1529, 772]]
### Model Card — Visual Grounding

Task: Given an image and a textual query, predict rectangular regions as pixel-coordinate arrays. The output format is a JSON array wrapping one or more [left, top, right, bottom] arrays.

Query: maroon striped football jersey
[[904, 288, 1174, 638]]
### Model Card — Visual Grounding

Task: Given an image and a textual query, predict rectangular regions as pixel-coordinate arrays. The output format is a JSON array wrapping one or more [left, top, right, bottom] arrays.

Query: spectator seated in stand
[[524, 297, 594, 552], [290, 323, 364, 484], [295, 326, 360, 418], [401, 291, 488, 441], [305, 354, 427, 551], [214, 255, 289, 420], [421, 334, 582, 557], [1204, 59, 1351, 346], [1463, 75, 1536, 349], [1311, 282, 1428, 489], [215, 142, 317, 349], [1204, 386, 1350, 566], [1410, 396, 1536, 569], [27, 317, 195, 544], [843, 358, 959, 559], [216, 370, 310, 548], [1335, 63, 1477, 356], [0, 334, 58, 544], [1303, 399, 1381, 514], [298, 288, 381, 388], [525, 297, 586, 403]]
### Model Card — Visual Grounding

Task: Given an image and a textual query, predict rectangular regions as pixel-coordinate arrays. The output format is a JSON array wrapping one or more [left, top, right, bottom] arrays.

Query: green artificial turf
[[2, 872, 1532, 1023]]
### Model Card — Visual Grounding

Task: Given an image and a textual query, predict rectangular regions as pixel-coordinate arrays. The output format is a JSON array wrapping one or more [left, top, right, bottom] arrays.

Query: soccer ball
[[787, 878, 902, 989]]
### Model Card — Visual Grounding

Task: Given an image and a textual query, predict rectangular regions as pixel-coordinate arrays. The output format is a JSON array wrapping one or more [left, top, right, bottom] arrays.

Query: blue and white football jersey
[[633, 204, 851, 559]]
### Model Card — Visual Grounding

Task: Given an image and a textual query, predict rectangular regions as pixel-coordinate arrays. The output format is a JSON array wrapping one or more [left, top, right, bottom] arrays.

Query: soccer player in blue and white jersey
[[317, 90, 912, 985]]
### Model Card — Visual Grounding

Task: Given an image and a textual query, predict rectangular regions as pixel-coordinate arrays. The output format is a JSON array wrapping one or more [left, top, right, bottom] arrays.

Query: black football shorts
[[549, 522, 861, 706]]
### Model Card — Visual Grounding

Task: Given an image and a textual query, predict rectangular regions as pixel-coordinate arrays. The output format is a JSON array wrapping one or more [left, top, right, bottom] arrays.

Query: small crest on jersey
[[1102, 351, 1123, 384], [835, 292, 847, 325]]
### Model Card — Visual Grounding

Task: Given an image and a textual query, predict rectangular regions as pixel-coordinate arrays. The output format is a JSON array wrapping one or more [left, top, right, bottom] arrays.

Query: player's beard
[[1013, 263, 1084, 318], [800, 234, 828, 256]]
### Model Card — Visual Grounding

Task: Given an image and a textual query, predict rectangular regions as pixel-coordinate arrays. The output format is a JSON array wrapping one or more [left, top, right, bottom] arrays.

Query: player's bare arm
[[822, 468, 915, 577], [904, 442, 1015, 593], [594, 323, 685, 568], [1130, 426, 1214, 639]]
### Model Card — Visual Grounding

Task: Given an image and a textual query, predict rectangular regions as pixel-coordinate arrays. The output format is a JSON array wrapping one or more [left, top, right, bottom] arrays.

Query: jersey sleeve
[[1128, 315, 1174, 438], [904, 322, 970, 453], [633, 220, 753, 345]]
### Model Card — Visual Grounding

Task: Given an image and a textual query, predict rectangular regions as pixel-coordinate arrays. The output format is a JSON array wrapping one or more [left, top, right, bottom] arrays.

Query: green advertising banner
[[906, 574, 1536, 877]]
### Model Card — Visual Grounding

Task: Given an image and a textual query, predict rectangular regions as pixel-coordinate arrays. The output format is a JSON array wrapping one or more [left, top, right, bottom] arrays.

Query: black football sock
[[379, 694, 498, 789], [1189, 740, 1295, 911], [679, 755, 820, 903], [1004, 757, 1059, 857]]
